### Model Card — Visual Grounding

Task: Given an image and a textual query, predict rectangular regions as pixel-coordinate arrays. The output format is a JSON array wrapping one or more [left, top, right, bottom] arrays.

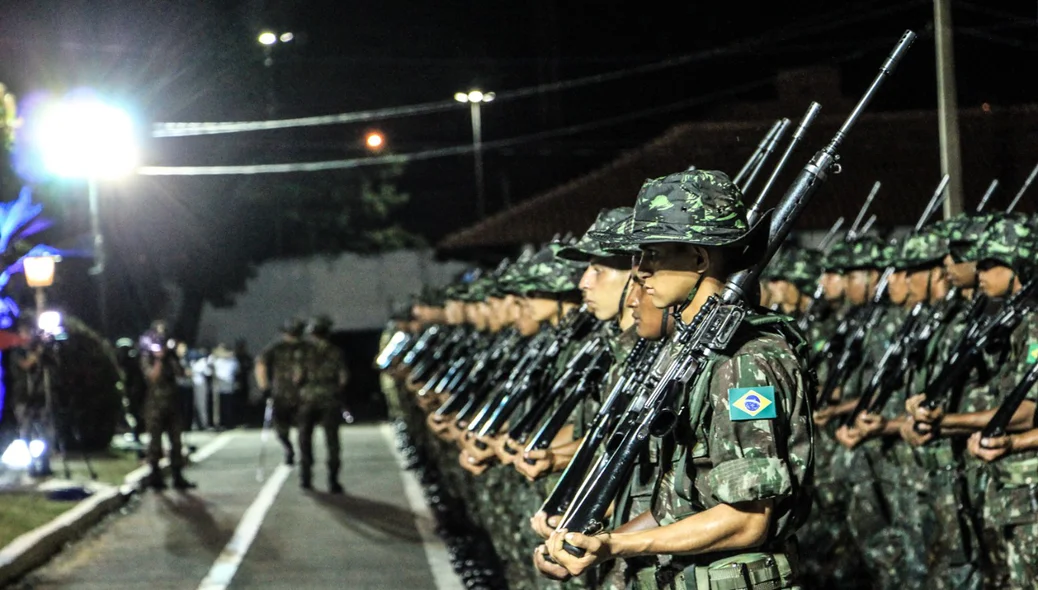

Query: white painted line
[[379, 423, 465, 590], [195, 463, 292, 590]]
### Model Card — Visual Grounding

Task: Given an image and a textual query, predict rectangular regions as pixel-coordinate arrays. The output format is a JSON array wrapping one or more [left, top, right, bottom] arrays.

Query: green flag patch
[[729, 386, 777, 421], [1027, 343, 1038, 365]]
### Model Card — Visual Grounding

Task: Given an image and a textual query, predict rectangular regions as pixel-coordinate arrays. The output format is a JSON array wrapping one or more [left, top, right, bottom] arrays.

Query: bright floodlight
[[454, 92, 469, 103], [483, 92, 496, 102], [28, 439, 46, 459], [258, 31, 277, 45], [279, 32, 294, 42], [467, 90, 484, 103], [38, 310, 63, 335], [1, 440, 30, 469], [36, 98, 138, 179]]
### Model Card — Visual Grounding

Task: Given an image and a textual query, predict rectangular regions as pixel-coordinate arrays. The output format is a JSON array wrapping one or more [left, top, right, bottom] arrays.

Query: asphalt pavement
[[9, 424, 461, 590]]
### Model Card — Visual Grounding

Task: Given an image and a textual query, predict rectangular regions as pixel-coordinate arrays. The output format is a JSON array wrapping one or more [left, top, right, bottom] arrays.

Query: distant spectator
[[209, 343, 240, 428], [189, 348, 212, 429]]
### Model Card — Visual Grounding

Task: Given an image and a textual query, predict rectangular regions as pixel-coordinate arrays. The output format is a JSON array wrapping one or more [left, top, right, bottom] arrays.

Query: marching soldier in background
[[255, 318, 306, 466], [294, 315, 349, 493]]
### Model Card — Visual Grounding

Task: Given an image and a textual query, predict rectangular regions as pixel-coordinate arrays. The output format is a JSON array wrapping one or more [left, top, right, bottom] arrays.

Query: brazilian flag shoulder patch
[[728, 386, 777, 421], [1027, 343, 1038, 365]]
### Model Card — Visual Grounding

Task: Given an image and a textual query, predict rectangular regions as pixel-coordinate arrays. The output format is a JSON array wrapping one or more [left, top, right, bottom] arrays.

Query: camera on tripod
[[138, 329, 176, 356]]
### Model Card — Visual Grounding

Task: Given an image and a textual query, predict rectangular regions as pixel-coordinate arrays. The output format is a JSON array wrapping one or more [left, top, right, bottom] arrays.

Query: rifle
[[980, 361, 1038, 439], [435, 329, 524, 417], [401, 324, 442, 367], [750, 102, 822, 216], [858, 214, 878, 236], [844, 302, 925, 424], [459, 328, 554, 430], [919, 278, 1038, 414], [410, 325, 470, 384], [555, 31, 916, 556], [975, 179, 999, 213], [521, 345, 614, 458], [817, 216, 846, 252], [540, 338, 656, 516], [733, 120, 784, 188], [375, 330, 413, 370], [815, 174, 948, 406], [739, 118, 790, 194], [795, 216, 845, 333], [848, 181, 883, 240], [1006, 159, 1038, 213], [475, 309, 598, 439]]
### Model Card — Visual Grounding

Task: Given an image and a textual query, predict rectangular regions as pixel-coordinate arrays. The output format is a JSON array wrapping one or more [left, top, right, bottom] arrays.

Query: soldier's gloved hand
[[515, 448, 554, 481], [530, 510, 560, 540], [532, 543, 572, 581], [967, 431, 1012, 463]]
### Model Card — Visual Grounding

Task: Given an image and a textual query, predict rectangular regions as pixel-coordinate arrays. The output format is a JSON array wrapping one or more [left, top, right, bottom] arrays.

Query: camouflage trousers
[[145, 397, 185, 470], [918, 466, 983, 590], [1002, 521, 1038, 588], [297, 397, 341, 481], [271, 394, 299, 459]]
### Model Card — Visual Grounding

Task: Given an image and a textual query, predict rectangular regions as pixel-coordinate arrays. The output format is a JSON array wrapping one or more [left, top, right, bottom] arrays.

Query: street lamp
[[35, 94, 137, 336], [365, 131, 385, 151], [24, 254, 58, 314], [258, 30, 293, 115], [454, 89, 495, 219]]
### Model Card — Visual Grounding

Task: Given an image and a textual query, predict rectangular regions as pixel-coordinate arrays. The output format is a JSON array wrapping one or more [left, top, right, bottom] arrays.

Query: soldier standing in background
[[294, 315, 349, 493], [140, 325, 196, 490], [255, 318, 306, 465]]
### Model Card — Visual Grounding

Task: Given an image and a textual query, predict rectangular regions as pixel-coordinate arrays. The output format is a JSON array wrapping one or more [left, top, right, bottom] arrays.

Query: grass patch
[[0, 447, 145, 550], [0, 494, 73, 549]]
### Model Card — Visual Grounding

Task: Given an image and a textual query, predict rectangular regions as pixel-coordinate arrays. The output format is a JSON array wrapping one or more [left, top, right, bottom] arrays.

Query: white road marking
[[379, 423, 465, 590], [196, 464, 292, 590]]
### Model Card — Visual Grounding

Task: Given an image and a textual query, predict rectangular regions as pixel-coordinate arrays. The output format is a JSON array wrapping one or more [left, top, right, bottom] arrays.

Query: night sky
[[0, 0, 1035, 333]]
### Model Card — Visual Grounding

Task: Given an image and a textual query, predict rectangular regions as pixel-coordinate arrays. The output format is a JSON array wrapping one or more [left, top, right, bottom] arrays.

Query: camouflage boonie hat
[[890, 228, 948, 270], [972, 216, 1037, 276], [514, 244, 584, 296], [556, 207, 634, 262], [822, 240, 854, 272], [415, 285, 446, 307], [843, 236, 887, 270], [627, 170, 754, 247], [943, 213, 1002, 263], [784, 249, 823, 293], [588, 212, 638, 256], [280, 317, 306, 337], [761, 247, 792, 281]]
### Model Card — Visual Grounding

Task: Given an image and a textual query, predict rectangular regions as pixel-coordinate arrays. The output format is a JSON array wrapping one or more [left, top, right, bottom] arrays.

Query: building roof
[[438, 76, 1038, 256]]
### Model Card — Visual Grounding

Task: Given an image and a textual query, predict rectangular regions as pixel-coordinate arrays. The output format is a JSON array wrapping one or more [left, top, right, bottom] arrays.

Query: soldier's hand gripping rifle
[[476, 308, 598, 439], [554, 31, 917, 557], [410, 325, 469, 384], [979, 360, 1038, 440], [540, 338, 656, 517], [917, 278, 1038, 420]]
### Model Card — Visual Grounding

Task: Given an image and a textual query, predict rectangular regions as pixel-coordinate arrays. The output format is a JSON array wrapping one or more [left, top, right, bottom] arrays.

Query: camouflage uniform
[[296, 317, 348, 491], [257, 320, 305, 464], [968, 218, 1038, 588], [140, 337, 193, 488], [622, 171, 814, 590]]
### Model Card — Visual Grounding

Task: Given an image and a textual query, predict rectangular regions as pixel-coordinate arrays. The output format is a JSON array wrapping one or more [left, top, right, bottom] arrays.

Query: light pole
[[23, 254, 57, 314], [258, 31, 294, 118], [454, 90, 494, 219], [35, 94, 137, 337]]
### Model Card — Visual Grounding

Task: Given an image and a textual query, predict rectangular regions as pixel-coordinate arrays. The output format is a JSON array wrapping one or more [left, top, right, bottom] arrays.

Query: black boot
[[145, 467, 167, 491], [172, 470, 197, 490], [328, 477, 343, 495], [284, 449, 295, 466], [300, 468, 312, 490]]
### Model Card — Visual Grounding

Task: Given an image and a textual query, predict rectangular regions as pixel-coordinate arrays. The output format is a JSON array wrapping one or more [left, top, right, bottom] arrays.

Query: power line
[[151, 0, 927, 138]]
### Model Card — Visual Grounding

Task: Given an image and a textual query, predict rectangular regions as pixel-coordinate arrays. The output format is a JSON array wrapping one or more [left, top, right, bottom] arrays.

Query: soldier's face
[[845, 269, 877, 305], [943, 254, 977, 288], [523, 297, 558, 323], [906, 266, 943, 305], [580, 259, 630, 322], [820, 272, 845, 301], [445, 301, 466, 324], [636, 243, 706, 309], [625, 273, 667, 339], [776, 280, 802, 305], [977, 262, 1017, 298], [888, 270, 910, 306], [765, 281, 785, 307], [515, 310, 541, 336]]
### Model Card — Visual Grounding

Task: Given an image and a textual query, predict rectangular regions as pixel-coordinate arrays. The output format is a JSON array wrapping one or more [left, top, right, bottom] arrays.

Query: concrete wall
[[196, 250, 466, 352]]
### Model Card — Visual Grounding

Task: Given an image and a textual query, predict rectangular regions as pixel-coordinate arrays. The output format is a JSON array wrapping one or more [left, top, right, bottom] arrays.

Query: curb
[[0, 431, 232, 587]]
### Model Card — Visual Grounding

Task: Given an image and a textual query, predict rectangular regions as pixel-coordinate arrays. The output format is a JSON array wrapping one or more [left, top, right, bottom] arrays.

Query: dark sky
[[0, 0, 1036, 332]]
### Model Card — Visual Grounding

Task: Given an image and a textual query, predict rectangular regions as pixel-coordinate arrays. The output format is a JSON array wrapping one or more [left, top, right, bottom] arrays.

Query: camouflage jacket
[[142, 353, 182, 406], [573, 323, 637, 439], [983, 311, 1038, 526], [841, 304, 902, 403], [650, 315, 814, 560], [296, 339, 347, 403], [258, 339, 304, 400]]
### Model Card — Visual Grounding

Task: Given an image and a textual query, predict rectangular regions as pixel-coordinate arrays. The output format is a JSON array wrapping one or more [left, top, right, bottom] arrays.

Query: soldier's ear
[[687, 245, 709, 273]]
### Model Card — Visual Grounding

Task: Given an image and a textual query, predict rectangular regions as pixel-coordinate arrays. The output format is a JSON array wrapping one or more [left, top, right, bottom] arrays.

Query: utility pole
[[934, 0, 964, 218]]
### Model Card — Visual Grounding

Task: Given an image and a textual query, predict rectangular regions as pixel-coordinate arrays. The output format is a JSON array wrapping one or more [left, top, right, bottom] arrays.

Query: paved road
[[12, 424, 461, 590]]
